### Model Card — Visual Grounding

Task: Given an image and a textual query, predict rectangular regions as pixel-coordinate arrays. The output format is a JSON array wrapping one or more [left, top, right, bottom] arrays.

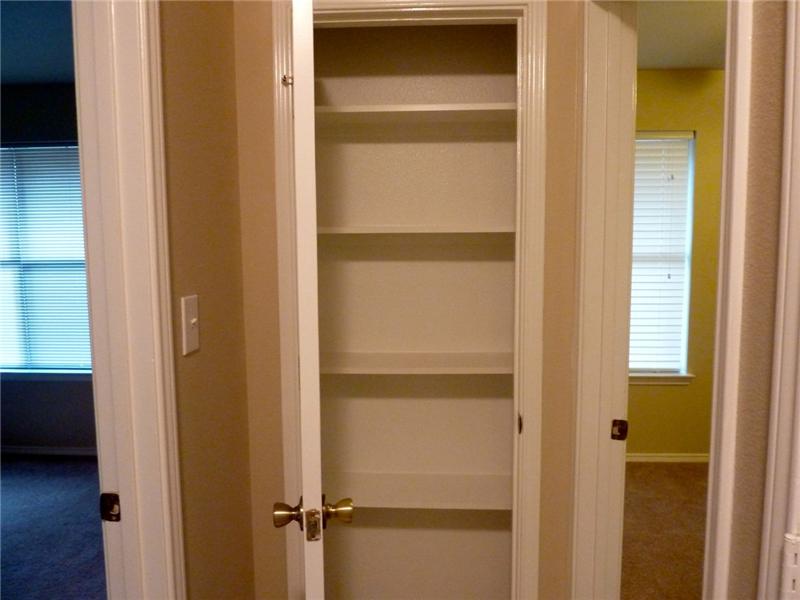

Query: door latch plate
[[305, 509, 321, 541]]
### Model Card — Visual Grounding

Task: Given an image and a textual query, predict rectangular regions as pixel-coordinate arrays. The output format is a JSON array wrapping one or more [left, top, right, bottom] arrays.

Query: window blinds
[[1, 146, 92, 372], [629, 135, 694, 373]]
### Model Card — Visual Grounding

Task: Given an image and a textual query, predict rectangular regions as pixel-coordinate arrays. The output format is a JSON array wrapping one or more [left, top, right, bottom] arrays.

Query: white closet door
[[292, 0, 326, 596]]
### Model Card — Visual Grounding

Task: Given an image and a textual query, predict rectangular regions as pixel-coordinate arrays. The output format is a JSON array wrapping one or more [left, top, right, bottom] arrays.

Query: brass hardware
[[305, 509, 322, 541], [281, 74, 294, 86], [322, 496, 354, 528], [273, 497, 303, 530]]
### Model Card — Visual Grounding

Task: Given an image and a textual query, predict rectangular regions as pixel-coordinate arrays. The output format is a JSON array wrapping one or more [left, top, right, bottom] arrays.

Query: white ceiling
[[638, 1, 727, 69]]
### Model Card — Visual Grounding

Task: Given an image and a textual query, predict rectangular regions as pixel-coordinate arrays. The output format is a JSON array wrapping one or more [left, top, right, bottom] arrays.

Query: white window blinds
[[1, 146, 92, 372], [629, 135, 694, 373]]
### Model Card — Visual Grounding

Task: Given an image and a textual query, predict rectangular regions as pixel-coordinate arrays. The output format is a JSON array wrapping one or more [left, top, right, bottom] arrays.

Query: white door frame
[[272, 1, 546, 597], [574, 1, 778, 599], [73, 1, 185, 598], [759, 2, 800, 597]]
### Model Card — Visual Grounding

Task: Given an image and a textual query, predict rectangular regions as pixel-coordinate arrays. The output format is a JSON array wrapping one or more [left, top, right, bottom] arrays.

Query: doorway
[[0, 1, 106, 598], [622, 2, 726, 598]]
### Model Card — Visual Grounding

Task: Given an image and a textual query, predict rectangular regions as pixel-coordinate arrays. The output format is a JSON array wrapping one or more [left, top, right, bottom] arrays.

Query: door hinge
[[518, 413, 523, 435], [611, 419, 628, 441], [100, 492, 121, 522], [281, 74, 294, 86], [782, 533, 800, 597]]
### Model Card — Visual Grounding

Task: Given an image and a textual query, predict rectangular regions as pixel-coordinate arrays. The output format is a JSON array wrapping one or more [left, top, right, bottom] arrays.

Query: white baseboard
[[2, 445, 97, 457], [626, 452, 710, 463]]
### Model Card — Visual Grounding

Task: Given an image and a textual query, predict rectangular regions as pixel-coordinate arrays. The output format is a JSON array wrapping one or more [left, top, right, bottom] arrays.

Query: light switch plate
[[181, 295, 199, 356]]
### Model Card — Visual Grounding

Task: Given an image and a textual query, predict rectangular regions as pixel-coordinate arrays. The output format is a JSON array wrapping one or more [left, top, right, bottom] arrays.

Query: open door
[[273, 1, 546, 597]]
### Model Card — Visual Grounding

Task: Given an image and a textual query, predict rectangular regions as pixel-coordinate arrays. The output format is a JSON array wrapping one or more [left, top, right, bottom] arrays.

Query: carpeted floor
[[1, 455, 107, 600], [622, 462, 708, 600]]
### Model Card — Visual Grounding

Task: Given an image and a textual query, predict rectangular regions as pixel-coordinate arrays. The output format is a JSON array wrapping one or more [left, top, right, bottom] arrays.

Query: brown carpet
[[622, 462, 708, 600]]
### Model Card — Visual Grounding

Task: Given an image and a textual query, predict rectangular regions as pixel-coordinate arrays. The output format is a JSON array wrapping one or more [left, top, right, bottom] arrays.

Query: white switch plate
[[181, 295, 199, 356]]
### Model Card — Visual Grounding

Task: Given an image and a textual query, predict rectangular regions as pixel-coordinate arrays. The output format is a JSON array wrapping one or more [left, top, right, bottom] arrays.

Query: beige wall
[[730, 1, 786, 597], [233, 2, 289, 598], [539, 3, 583, 598], [160, 2, 255, 597]]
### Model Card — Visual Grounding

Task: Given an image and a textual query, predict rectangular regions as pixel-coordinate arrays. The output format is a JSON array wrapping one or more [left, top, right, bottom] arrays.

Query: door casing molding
[[272, 1, 546, 596], [73, 2, 186, 597], [759, 1, 800, 597]]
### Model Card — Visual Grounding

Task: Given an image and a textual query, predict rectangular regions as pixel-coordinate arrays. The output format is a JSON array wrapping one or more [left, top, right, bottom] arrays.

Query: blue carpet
[[1, 455, 107, 600]]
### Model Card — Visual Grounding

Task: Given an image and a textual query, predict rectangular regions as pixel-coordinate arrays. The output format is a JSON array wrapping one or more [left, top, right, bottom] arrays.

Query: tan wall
[[233, 2, 289, 598], [160, 2, 255, 598], [539, 3, 583, 598], [729, 1, 786, 597]]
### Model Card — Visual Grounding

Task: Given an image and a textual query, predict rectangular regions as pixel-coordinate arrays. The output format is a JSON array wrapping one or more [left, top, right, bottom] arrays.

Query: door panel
[[291, 0, 325, 596]]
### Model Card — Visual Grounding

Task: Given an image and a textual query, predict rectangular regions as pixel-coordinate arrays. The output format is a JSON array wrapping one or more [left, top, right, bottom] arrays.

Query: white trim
[[273, 4, 306, 598], [626, 453, 710, 464], [73, 2, 186, 598], [703, 2, 753, 598], [2, 445, 98, 457], [291, 1, 327, 596], [572, 3, 637, 599], [274, 3, 545, 597], [510, 4, 546, 597], [759, 2, 800, 598]]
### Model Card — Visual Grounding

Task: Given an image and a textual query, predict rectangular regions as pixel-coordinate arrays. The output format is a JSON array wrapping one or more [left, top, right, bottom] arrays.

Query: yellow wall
[[628, 70, 724, 455]]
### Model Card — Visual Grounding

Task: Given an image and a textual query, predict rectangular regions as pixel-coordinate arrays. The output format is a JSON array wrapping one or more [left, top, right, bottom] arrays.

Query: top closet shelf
[[315, 102, 517, 125]]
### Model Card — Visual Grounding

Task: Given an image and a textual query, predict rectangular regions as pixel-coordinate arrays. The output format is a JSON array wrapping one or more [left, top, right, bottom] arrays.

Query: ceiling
[[0, 0, 726, 85], [1, 0, 74, 84], [638, 1, 727, 69]]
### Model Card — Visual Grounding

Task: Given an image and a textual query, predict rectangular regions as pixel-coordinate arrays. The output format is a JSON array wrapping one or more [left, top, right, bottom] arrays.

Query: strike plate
[[305, 509, 321, 541]]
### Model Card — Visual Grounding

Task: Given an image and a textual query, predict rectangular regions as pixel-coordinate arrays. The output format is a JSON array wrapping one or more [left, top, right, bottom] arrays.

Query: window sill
[[1, 371, 92, 383], [629, 373, 695, 386]]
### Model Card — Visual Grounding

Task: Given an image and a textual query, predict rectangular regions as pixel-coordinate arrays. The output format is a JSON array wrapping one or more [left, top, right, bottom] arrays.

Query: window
[[629, 133, 694, 373], [0, 146, 92, 372]]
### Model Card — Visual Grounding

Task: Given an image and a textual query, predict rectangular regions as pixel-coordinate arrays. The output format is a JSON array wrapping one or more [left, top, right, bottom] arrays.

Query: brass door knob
[[322, 496, 354, 528], [273, 497, 303, 530]]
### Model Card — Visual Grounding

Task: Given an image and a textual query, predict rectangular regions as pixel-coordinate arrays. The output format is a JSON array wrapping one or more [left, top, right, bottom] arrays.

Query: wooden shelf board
[[324, 471, 512, 511], [318, 225, 515, 234], [320, 352, 514, 375]]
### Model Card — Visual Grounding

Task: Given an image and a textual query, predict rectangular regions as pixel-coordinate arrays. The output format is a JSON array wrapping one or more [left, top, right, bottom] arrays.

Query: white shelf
[[320, 352, 513, 375], [315, 102, 517, 126], [318, 225, 515, 234], [324, 471, 512, 510]]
